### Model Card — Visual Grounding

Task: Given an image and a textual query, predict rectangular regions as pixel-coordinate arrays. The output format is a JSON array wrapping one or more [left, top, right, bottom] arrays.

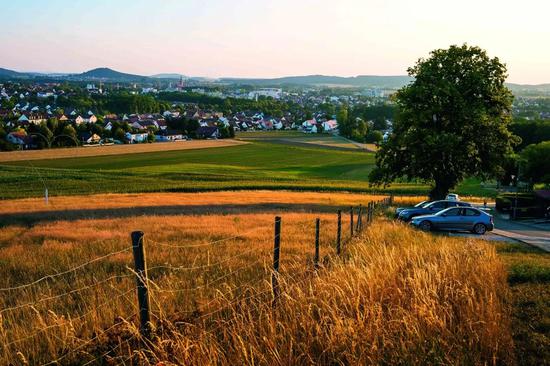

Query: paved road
[[492, 216, 550, 252]]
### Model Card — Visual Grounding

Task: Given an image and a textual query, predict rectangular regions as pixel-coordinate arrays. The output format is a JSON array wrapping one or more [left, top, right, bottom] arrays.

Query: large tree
[[370, 44, 518, 199]]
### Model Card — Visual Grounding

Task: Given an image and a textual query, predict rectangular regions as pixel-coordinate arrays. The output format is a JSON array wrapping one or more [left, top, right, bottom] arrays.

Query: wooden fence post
[[356, 204, 362, 232], [336, 210, 342, 256], [272, 216, 281, 308], [369, 201, 374, 223], [314, 218, 320, 270], [131, 231, 151, 339], [350, 206, 354, 238]]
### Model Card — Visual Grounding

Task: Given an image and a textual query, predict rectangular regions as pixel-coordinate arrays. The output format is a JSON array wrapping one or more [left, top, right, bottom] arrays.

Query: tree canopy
[[520, 141, 550, 185], [370, 44, 519, 199]]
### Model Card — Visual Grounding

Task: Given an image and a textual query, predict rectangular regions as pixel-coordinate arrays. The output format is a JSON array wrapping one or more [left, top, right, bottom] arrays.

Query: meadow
[[0, 192, 515, 365], [0, 138, 495, 200]]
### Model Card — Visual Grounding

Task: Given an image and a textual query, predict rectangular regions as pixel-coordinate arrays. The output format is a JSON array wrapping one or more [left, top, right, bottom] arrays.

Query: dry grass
[[0, 139, 247, 162], [0, 191, 488, 217], [0, 194, 512, 365]]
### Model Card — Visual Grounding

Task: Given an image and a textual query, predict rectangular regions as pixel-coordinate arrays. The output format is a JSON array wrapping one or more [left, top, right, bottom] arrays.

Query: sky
[[1, 0, 549, 84]]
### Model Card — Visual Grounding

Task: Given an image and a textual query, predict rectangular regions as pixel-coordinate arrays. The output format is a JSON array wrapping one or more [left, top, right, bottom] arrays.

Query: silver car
[[410, 207, 494, 235]]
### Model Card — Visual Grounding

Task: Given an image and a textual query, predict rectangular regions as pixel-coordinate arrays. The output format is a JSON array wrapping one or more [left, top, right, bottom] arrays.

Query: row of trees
[[158, 92, 302, 118], [336, 106, 385, 143]]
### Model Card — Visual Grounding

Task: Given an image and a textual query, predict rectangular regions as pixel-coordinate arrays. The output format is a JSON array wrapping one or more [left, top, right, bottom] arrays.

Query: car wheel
[[419, 220, 432, 231], [473, 223, 486, 235]]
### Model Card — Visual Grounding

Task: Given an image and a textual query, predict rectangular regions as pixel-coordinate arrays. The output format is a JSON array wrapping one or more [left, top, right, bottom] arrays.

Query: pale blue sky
[[1, 0, 549, 84]]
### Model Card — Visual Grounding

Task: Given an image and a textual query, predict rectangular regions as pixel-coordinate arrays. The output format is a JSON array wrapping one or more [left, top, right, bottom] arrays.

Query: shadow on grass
[[0, 203, 353, 228]]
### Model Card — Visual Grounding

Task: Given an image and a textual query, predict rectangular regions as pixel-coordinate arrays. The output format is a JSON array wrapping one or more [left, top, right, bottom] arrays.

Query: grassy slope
[[493, 242, 550, 365], [0, 140, 495, 199]]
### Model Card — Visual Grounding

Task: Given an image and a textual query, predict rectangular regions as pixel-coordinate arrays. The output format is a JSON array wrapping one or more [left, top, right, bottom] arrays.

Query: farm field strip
[[0, 139, 248, 162], [0, 191, 421, 215], [0, 139, 497, 199]]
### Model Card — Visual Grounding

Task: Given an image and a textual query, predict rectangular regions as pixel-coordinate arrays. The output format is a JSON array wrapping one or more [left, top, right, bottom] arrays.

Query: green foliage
[[336, 106, 350, 136], [158, 92, 296, 118], [521, 141, 550, 184], [365, 130, 383, 143], [56, 92, 170, 115], [510, 119, 550, 150], [351, 104, 395, 130], [370, 44, 519, 199]]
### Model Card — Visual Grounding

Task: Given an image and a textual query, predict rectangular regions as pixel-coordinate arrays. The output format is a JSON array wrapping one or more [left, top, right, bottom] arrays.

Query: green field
[[0, 139, 495, 199]]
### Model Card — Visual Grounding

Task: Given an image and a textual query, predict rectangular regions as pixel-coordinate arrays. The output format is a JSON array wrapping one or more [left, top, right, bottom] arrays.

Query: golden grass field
[[0, 190, 489, 216], [0, 192, 512, 365], [0, 139, 248, 162]]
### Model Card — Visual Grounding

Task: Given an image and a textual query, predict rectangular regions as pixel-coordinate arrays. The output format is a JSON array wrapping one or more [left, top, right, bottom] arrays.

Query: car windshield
[[435, 207, 461, 216], [414, 200, 431, 208]]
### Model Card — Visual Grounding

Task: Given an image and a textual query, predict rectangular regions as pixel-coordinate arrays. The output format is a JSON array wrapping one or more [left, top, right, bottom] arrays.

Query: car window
[[463, 208, 481, 216], [443, 208, 461, 216], [446, 202, 459, 207], [414, 201, 428, 207], [429, 202, 446, 209], [457, 202, 471, 207]]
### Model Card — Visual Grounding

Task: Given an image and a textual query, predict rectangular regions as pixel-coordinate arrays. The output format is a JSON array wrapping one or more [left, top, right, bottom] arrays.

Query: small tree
[[365, 130, 383, 144], [521, 141, 550, 185], [370, 44, 519, 199]]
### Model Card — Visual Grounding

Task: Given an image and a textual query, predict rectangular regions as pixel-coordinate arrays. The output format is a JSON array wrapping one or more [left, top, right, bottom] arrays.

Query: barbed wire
[[0, 247, 132, 292], [147, 247, 271, 273], [80, 332, 139, 366], [0, 273, 133, 316], [42, 313, 139, 366], [149, 223, 273, 249], [3, 288, 134, 349], [150, 257, 268, 294], [193, 270, 316, 332]]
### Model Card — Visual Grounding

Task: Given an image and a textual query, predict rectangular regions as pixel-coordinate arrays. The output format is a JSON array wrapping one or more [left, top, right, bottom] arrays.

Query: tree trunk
[[429, 180, 451, 200]]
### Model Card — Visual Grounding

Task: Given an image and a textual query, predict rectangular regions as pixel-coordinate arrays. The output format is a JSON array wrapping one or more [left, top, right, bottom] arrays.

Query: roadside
[[492, 215, 550, 252]]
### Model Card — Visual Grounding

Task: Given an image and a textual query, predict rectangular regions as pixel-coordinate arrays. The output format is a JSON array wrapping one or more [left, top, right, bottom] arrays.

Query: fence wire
[[0, 246, 132, 292]]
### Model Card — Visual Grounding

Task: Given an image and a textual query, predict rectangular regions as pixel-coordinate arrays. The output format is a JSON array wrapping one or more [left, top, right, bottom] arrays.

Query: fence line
[[42, 314, 139, 366], [0, 273, 133, 316], [151, 258, 268, 294], [4, 288, 135, 349], [150, 224, 273, 249], [0, 246, 132, 292], [80, 333, 138, 366], [147, 248, 272, 273], [2, 196, 394, 363]]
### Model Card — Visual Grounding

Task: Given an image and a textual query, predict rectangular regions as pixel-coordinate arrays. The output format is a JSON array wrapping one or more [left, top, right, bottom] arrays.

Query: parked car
[[446, 193, 460, 201], [394, 200, 432, 218], [410, 207, 494, 234], [397, 200, 471, 222]]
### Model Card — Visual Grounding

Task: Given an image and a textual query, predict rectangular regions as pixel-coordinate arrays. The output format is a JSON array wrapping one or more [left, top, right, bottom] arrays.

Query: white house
[[125, 132, 149, 143], [155, 133, 184, 142], [322, 119, 338, 132], [75, 114, 98, 125]]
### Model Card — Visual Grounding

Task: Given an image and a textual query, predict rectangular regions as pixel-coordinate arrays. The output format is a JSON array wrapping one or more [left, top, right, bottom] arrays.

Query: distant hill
[[76, 67, 149, 81], [506, 83, 550, 95], [0, 67, 27, 78], [151, 73, 187, 79], [221, 75, 414, 89]]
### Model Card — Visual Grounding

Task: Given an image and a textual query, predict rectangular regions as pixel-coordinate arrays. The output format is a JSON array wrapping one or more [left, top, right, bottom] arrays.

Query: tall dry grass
[[0, 199, 510, 364], [0, 191, 423, 215], [120, 221, 513, 366]]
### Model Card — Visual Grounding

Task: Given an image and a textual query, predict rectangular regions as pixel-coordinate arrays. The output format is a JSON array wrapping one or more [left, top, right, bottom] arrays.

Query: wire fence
[[0, 196, 394, 364]]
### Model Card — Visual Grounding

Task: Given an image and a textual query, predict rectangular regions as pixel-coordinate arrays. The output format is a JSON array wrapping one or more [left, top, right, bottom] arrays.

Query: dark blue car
[[397, 200, 471, 222]]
